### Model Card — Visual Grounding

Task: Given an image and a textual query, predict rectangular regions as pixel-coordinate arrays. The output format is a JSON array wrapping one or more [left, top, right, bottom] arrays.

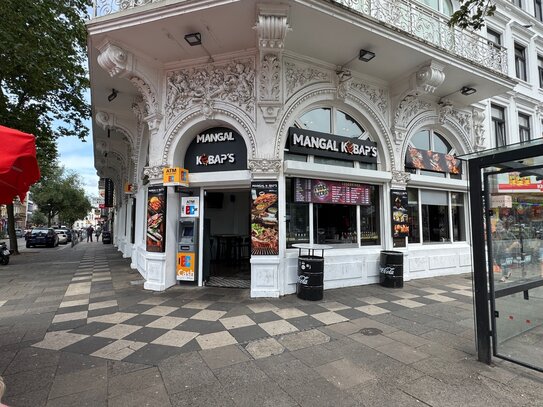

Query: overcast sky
[[57, 135, 99, 199]]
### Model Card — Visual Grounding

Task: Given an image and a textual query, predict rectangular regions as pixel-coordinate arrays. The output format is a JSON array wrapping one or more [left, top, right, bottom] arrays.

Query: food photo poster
[[251, 182, 279, 255], [391, 189, 409, 238], [146, 186, 167, 252]]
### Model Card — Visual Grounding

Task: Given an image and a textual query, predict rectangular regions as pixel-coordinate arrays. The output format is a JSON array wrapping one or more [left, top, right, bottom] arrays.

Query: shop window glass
[[314, 204, 357, 245], [407, 188, 420, 243], [411, 130, 431, 150], [284, 152, 307, 162], [451, 192, 465, 241], [335, 111, 365, 138], [285, 178, 380, 247], [285, 178, 309, 247], [299, 108, 331, 133], [314, 157, 354, 167], [421, 190, 449, 243], [405, 130, 455, 178]]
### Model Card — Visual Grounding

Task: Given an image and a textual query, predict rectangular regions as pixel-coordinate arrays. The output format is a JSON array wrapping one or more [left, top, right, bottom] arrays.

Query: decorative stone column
[[255, 4, 290, 124]]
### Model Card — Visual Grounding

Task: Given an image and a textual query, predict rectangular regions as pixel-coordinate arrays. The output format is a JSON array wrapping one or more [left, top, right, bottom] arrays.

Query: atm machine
[[176, 197, 199, 282]]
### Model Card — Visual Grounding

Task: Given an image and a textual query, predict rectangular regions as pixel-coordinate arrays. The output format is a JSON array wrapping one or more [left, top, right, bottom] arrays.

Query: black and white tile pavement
[[30, 244, 473, 364]]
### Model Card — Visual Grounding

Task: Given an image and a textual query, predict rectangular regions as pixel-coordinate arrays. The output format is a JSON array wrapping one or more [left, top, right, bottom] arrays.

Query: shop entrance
[[202, 189, 251, 288]]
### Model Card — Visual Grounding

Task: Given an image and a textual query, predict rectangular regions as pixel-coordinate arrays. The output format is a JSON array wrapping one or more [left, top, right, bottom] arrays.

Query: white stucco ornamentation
[[472, 108, 486, 151], [95, 111, 112, 129], [260, 54, 281, 102], [143, 165, 166, 182], [97, 42, 131, 77], [391, 170, 411, 185], [437, 100, 453, 124], [392, 95, 431, 144], [248, 159, 282, 174], [254, 6, 290, 50], [415, 61, 445, 94], [284, 61, 330, 99], [130, 76, 158, 118], [166, 60, 255, 123], [350, 82, 388, 112], [336, 69, 352, 101], [450, 108, 472, 136]]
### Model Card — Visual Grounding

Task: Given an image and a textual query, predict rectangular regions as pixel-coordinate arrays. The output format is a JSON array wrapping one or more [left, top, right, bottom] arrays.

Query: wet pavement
[[0, 241, 542, 406]]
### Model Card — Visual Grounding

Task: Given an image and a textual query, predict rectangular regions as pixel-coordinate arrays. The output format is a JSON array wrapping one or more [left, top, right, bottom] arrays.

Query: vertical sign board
[[104, 178, 114, 207], [251, 182, 279, 255], [391, 190, 409, 238], [146, 186, 167, 252]]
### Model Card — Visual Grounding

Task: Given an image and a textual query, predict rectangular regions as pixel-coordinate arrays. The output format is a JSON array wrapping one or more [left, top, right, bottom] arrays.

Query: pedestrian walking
[[87, 226, 94, 242]]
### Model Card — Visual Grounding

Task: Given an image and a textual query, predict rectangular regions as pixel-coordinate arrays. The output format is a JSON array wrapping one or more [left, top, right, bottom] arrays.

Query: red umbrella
[[0, 125, 41, 204]]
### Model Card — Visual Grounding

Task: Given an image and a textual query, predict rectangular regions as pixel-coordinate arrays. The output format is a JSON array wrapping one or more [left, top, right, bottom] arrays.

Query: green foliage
[[448, 0, 496, 30], [0, 0, 91, 178], [32, 166, 91, 227], [30, 210, 47, 226]]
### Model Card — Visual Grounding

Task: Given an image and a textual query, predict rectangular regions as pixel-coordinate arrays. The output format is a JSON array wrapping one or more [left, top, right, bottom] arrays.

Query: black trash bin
[[379, 250, 403, 288], [297, 255, 324, 301]]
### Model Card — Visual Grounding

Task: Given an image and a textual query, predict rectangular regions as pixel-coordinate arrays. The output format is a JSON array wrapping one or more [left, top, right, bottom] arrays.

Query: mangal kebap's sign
[[184, 127, 247, 173], [287, 127, 378, 163]]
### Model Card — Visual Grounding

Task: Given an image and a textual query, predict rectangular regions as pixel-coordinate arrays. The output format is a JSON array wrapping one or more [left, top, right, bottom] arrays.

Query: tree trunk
[[7, 204, 19, 255]]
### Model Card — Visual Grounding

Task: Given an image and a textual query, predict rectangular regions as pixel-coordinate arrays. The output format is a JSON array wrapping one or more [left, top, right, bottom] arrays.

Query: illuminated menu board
[[294, 178, 371, 205]]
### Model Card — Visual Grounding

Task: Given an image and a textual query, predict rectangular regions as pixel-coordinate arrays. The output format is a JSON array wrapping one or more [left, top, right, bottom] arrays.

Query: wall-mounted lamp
[[358, 49, 376, 62], [460, 86, 477, 96], [184, 32, 202, 46], [107, 89, 118, 102]]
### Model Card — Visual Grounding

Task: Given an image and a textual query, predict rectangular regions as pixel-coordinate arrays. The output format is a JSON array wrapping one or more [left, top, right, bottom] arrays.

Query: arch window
[[285, 107, 376, 170], [419, 0, 454, 15]]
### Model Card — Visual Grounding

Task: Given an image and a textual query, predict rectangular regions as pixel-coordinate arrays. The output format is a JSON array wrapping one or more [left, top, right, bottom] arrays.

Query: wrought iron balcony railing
[[91, 0, 508, 74]]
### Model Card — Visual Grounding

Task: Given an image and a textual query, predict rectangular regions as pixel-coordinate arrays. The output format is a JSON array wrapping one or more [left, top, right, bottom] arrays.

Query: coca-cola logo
[[380, 266, 396, 275]]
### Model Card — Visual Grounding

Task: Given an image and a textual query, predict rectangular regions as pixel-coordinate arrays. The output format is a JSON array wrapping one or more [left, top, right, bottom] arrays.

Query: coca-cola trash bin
[[379, 250, 404, 288], [293, 244, 331, 301]]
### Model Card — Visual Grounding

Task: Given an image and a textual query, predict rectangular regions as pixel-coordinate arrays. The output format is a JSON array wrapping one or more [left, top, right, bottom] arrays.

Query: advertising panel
[[251, 181, 279, 255], [176, 252, 195, 281], [163, 167, 189, 187], [497, 172, 543, 193], [391, 190, 409, 238], [294, 178, 371, 205], [146, 186, 167, 252], [405, 147, 461, 174], [104, 178, 114, 207]]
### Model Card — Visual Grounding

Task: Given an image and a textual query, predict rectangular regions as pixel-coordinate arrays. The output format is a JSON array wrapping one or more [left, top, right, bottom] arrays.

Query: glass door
[[485, 168, 543, 371]]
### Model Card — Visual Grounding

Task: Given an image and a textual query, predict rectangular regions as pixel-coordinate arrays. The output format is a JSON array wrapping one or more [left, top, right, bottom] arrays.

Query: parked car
[[55, 230, 68, 244], [26, 228, 59, 248], [58, 228, 72, 242], [102, 231, 112, 244], [15, 229, 23, 238]]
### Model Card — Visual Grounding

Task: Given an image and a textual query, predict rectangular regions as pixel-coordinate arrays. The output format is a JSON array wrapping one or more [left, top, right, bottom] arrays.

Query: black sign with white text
[[104, 178, 114, 207], [184, 127, 247, 173], [287, 127, 378, 163]]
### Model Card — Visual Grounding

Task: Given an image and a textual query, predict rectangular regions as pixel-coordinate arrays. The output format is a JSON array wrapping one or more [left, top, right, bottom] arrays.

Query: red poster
[[146, 186, 167, 252]]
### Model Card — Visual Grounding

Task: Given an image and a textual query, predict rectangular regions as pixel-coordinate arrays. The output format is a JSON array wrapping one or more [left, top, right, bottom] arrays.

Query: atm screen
[[183, 226, 194, 237]]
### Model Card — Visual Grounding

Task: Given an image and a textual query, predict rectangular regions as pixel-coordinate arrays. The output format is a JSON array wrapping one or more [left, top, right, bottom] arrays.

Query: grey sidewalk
[[0, 242, 542, 406]]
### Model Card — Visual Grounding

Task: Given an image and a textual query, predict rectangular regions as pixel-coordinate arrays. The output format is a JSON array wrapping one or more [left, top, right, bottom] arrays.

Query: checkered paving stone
[[30, 248, 474, 363]]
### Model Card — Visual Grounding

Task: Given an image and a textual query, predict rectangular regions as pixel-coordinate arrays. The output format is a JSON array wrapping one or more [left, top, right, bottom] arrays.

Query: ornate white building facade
[[87, 0, 540, 296]]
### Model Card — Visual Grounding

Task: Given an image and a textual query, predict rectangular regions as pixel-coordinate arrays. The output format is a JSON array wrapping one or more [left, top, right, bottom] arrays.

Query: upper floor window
[[420, 0, 454, 15], [513, 0, 523, 8], [538, 55, 543, 88], [487, 28, 502, 47], [536, 0, 543, 21], [285, 107, 376, 170], [519, 113, 531, 142], [515, 43, 527, 81], [492, 104, 507, 147]]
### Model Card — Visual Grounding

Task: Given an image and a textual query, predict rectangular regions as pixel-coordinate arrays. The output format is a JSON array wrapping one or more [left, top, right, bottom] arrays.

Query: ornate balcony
[[90, 0, 507, 75]]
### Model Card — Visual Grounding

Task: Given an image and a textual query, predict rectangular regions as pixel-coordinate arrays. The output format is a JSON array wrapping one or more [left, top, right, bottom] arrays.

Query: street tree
[[30, 211, 47, 227], [0, 0, 91, 253], [449, 0, 496, 30], [32, 167, 91, 228]]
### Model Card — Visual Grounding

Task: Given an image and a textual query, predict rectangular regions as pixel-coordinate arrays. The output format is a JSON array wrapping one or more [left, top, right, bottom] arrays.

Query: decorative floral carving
[[248, 159, 282, 174], [166, 60, 255, 123], [284, 61, 329, 98], [351, 82, 388, 112], [336, 69, 352, 100], [393, 95, 431, 130], [450, 109, 471, 135], [472, 108, 485, 151], [130, 76, 158, 117], [392, 170, 410, 184], [260, 54, 281, 101], [254, 8, 290, 50], [143, 165, 166, 181], [95, 111, 112, 129], [438, 100, 453, 124]]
